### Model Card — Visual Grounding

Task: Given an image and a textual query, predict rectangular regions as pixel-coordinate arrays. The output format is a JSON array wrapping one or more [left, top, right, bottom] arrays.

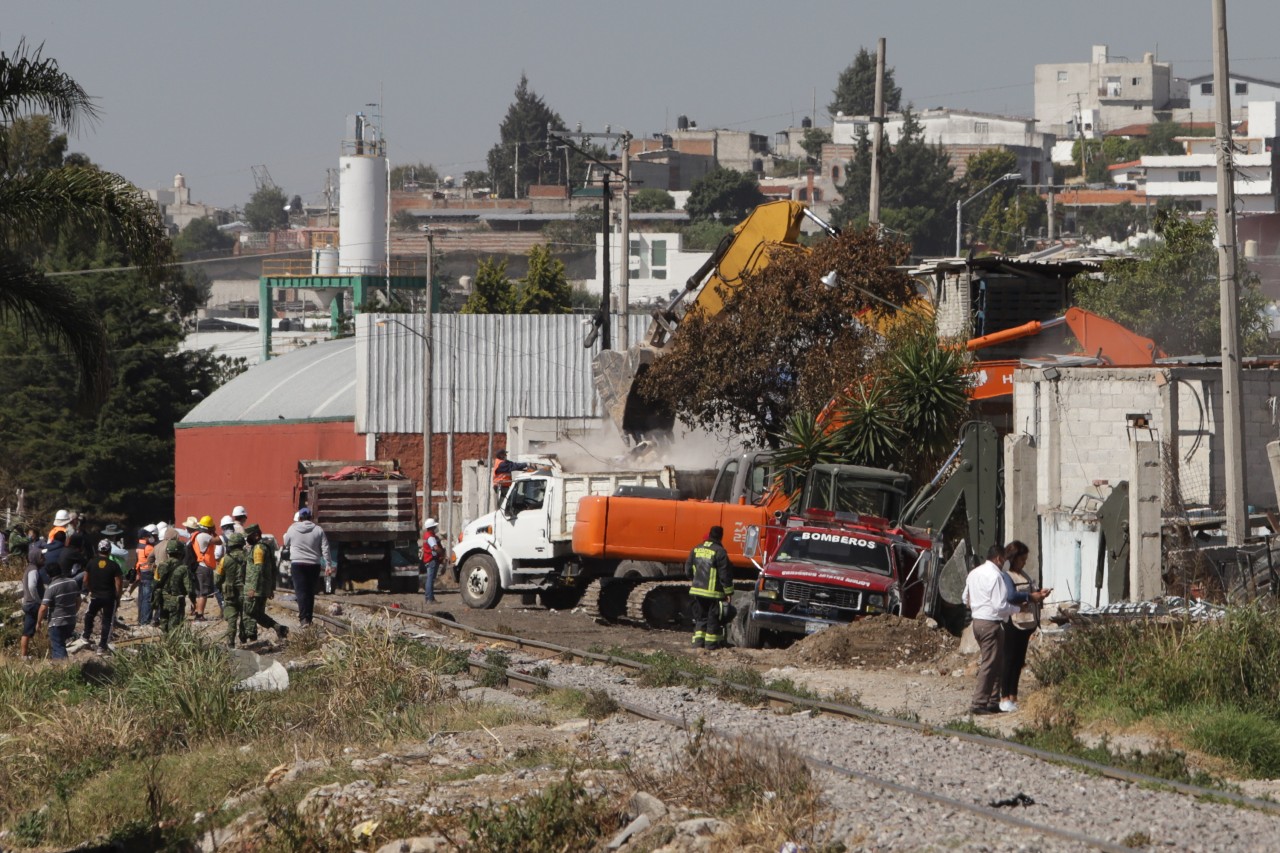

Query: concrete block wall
[[1013, 365, 1280, 514]]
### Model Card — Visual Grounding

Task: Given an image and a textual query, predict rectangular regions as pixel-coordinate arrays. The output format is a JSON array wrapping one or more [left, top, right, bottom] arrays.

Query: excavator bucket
[[591, 200, 811, 441]]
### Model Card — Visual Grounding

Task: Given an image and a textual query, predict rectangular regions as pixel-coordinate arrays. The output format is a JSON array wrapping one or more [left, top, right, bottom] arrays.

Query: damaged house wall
[[1008, 365, 1280, 604]]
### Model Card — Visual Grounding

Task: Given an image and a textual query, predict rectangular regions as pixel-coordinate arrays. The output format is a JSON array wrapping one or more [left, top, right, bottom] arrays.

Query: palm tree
[[0, 38, 169, 403]]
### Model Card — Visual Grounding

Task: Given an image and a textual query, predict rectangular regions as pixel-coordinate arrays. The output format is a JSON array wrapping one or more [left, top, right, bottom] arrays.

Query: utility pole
[[619, 132, 632, 348], [600, 171, 612, 350], [422, 278, 434, 525], [1213, 0, 1247, 545], [869, 37, 886, 226], [553, 127, 632, 353]]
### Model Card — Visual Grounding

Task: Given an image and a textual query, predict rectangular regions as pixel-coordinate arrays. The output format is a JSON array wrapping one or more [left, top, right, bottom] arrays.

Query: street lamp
[[955, 172, 1022, 256], [376, 315, 432, 524]]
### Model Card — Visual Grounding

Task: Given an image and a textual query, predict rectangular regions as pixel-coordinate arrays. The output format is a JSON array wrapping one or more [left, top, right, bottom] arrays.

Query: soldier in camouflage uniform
[[244, 524, 288, 644], [219, 531, 249, 648], [154, 539, 192, 632]]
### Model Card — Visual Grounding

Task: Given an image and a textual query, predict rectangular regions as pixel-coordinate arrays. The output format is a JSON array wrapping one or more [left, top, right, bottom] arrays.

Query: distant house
[[1185, 72, 1280, 122], [1035, 45, 1188, 140], [1140, 102, 1280, 214], [831, 108, 1054, 185]]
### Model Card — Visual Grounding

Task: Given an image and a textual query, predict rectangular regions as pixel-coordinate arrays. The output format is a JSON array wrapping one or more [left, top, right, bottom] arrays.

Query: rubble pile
[[788, 615, 957, 668]]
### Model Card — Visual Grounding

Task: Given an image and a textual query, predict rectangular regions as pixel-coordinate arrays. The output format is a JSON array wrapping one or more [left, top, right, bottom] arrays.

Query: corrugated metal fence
[[357, 312, 650, 434]]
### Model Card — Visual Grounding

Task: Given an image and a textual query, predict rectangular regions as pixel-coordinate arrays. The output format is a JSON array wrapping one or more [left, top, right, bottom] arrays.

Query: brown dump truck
[[295, 460, 421, 593]]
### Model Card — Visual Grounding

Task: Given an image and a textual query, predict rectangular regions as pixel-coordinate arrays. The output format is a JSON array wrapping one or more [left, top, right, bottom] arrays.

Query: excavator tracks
[[582, 577, 755, 629], [579, 578, 640, 623]]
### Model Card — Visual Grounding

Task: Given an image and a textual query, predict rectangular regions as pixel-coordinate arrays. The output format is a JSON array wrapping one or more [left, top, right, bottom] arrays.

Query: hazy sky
[[6, 1, 1279, 210]]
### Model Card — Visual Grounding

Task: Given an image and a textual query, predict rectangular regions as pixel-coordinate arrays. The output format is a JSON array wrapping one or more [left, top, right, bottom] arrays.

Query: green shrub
[[465, 768, 617, 853], [1189, 710, 1280, 777]]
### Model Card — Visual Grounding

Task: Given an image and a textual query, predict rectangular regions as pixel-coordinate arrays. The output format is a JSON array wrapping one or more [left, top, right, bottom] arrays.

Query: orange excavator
[[964, 306, 1166, 400]]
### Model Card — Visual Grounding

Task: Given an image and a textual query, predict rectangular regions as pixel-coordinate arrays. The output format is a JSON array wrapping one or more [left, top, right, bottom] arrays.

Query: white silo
[[339, 113, 388, 275]]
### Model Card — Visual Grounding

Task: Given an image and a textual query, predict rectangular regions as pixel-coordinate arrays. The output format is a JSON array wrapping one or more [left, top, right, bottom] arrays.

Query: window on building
[[974, 121, 989, 133], [1201, 82, 1213, 95], [1236, 82, 1249, 95], [1106, 76, 1121, 96], [650, 240, 667, 279], [1057, 70, 1068, 82], [1132, 77, 1140, 86], [1134, 104, 1143, 109], [1178, 170, 1202, 182]]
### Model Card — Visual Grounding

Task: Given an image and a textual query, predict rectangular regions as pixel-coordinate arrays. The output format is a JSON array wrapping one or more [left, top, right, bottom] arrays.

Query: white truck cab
[[452, 466, 674, 609]]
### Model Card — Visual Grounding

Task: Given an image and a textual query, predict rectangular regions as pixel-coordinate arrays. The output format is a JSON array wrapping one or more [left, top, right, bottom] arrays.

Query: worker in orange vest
[[190, 515, 220, 622], [492, 448, 536, 507]]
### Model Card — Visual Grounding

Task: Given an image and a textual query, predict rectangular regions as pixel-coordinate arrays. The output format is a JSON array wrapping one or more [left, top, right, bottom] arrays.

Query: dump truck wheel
[[460, 554, 502, 609]]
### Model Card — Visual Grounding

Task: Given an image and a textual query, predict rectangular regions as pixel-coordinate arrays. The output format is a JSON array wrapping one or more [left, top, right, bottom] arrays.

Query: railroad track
[[270, 597, 1280, 851]]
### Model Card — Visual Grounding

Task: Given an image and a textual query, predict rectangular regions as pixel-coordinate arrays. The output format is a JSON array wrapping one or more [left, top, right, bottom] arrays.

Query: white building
[[587, 231, 712, 307], [1141, 102, 1280, 214], [1034, 45, 1188, 140], [1184, 73, 1280, 123], [831, 108, 1054, 184]]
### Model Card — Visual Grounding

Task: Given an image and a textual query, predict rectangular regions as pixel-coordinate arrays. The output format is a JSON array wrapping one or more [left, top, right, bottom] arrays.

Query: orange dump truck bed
[[572, 494, 770, 568]]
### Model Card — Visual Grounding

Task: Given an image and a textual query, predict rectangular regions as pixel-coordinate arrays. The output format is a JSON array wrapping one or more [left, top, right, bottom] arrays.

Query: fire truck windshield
[[772, 530, 892, 576]]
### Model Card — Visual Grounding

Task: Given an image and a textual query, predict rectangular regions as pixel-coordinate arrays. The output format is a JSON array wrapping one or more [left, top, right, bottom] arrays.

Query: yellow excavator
[[591, 199, 837, 443]]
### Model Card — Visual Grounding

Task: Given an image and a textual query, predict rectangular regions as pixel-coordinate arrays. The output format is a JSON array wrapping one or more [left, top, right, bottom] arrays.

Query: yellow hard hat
[[198, 515, 214, 528]]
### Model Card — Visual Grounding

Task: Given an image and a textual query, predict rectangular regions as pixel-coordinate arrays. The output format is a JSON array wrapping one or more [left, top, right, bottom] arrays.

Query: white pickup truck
[[452, 464, 678, 609]]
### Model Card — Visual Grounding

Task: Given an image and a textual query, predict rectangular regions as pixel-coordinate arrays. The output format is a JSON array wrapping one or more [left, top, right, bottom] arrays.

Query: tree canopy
[[172, 217, 233, 256], [515, 245, 572, 314], [831, 110, 956, 255], [685, 167, 766, 223], [0, 38, 170, 406], [460, 257, 516, 314], [637, 226, 924, 445], [829, 47, 902, 117], [244, 184, 289, 231], [631, 187, 675, 212], [962, 149, 1042, 254], [391, 161, 440, 190], [1073, 212, 1269, 356], [486, 75, 570, 199]]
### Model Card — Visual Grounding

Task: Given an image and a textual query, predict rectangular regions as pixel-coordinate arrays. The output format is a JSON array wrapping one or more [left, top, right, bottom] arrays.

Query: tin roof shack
[[1005, 363, 1280, 608], [912, 256, 1103, 430]]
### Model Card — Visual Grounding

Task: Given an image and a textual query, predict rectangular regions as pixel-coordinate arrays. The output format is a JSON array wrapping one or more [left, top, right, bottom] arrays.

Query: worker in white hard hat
[[48, 509, 72, 542], [421, 518, 444, 604], [231, 506, 248, 534]]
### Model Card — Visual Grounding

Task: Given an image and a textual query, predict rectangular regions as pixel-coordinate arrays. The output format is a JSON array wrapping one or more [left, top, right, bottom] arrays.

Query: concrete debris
[[1057, 596, 1226, 624], [607, 813, 651, 849], [628, 791, 668, 822], [230, 648, 290, 692]]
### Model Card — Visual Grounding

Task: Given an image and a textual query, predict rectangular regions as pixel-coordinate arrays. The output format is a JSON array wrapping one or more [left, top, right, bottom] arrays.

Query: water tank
[[459, 275, 473, 293], [339, 154, 388, 274], [677, 115, 689, 131], [801, 116, 813, 129], [313, 247, 339, 275], [1245, 239, 1259, 259]]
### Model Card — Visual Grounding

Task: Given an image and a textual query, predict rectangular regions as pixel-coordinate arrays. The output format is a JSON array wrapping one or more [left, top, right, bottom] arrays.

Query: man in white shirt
[[964, 543, 1052, 714], [963, 544, 1024, 714]]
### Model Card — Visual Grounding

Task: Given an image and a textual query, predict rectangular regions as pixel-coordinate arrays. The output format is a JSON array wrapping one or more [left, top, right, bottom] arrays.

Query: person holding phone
[[999, 540, 1051, 713]]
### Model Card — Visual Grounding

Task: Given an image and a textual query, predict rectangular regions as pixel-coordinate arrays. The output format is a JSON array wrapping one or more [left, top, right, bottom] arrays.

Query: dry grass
[[0, 624, 541, 848], [626, 721, 829, 851]]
